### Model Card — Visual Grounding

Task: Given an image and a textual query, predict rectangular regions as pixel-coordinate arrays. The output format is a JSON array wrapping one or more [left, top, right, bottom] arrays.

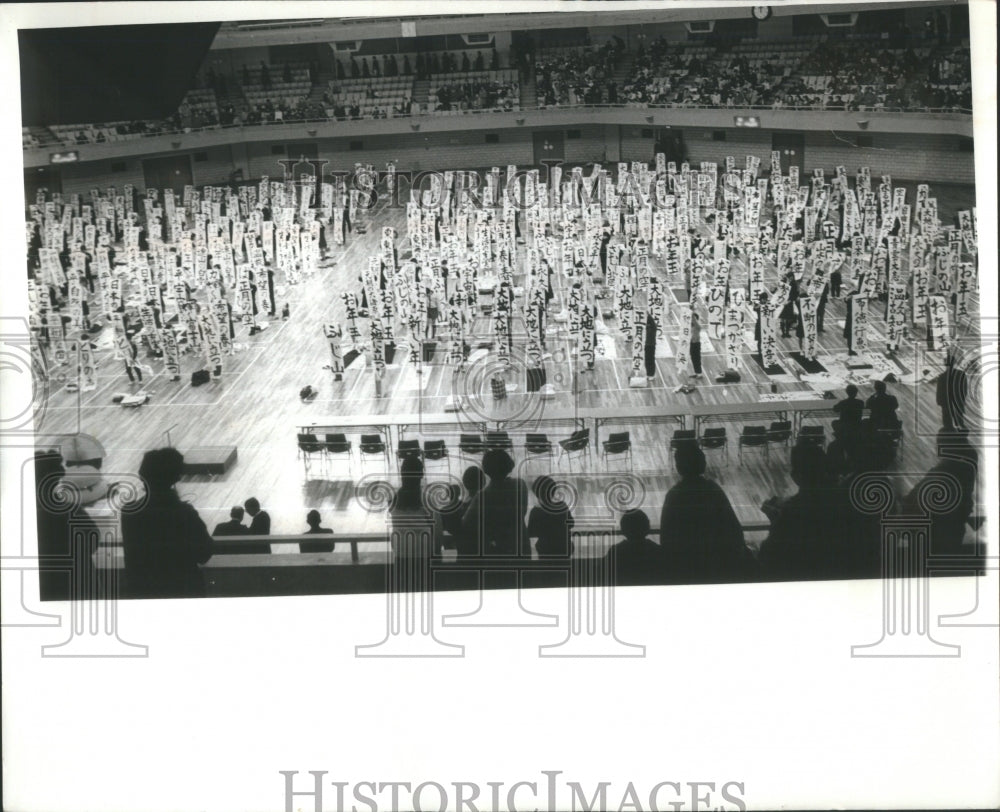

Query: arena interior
[[19, 2, 989, 600]]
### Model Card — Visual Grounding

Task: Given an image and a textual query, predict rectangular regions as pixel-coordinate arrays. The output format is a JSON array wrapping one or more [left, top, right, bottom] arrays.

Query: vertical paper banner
[[955, 262, 974, 321], [852, 295, 870, 354], [926, 296, 950, 350], [760, 305, 778, 370], [707, 285, 726, 340], [799, 297, 817, 360], [886, 282, 908, 351], [675, 303, 692, 376], [631, 308, 646, 378], [77, 340, 97, 392]]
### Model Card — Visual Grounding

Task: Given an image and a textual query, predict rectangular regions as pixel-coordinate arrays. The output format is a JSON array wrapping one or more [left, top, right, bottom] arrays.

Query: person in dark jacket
[[660, 443, 752, 583], [300, 509, 335, 553], [122, 448, 213, 598], [34, 450, 102, 601], [758, 443, 844, 580], [936, 347, 969, 431], [527, 475, 575, 558], [462, 449, 528, 557], [454, 466, 485, 558], [213, 506, 249, 536], [606, 509, 663, 586]]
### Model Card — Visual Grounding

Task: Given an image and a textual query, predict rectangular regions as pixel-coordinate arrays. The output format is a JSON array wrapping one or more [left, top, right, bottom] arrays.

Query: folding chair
[[558, 428, 591, 469], [297, 433, 325, 476], [738, 425, 769, 465], [323, 433, 354, 476], [601, 431, 633, 470], [699, 426, 729, 467], [423, 439, 450, 474]]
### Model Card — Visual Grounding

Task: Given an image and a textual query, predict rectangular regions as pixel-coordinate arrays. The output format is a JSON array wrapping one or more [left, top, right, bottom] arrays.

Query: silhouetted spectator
[[606, 509, 663, 586], [462, 449, 528, 557], [866, 380, 900, 431], [839, 432, 895, 577], [833, 383, 864, 449], [213, 506, 249, 536], [34, 450, 102, 601], [660, 442, 752, 582], [121, 448, 213, 598], [300, 509, 335, 553], [455, 466, 485, 558], [528, 475, 575, 558], [390, 457, 443, 559], [936, 346, 969, 430], [245, 497, 270, 534], [901, 432, 978, 554], [759, 443, 843, 579]]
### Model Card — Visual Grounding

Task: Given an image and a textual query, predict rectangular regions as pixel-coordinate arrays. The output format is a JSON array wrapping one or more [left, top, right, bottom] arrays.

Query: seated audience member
[[527, 475, 576, 558], [838, 433, 895, 578], [213, 506, 249, 536], [34, 450, 101, 601], [245, 497, 271, 534], [900, 432, 978, 554], [437, 483, 465, 548], [824, 421, 855, 481], [660, 442, 753, 582], [606, 509, 663, 586], [300, 509, 335, 554], [866, 380, 901, 432], [462, 449, 528, 558], [758, 443, 844, 580], [390, 457, 443, 560], [833, 383, 865, 453], [121, 448, 213, 598], [454, 466, 485, 558]]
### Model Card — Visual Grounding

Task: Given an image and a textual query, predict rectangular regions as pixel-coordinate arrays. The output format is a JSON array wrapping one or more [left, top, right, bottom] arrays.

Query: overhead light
[[49, 151, 78, 164], [733, 116, 760, 128], [645, 115, 654, 124], [410, 123, 420, 131], [857, 119, 870, 130], [307, 128, 317, 136], [171, 141, 182, 149], [516, 118, 525, 125]]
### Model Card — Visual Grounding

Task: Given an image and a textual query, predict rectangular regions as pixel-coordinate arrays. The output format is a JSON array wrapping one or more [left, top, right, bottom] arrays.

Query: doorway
[[143, 154, 193, 197], [533, 130, 565, 167], [24, 166, 62, 204], [771, 132, 805, 177]]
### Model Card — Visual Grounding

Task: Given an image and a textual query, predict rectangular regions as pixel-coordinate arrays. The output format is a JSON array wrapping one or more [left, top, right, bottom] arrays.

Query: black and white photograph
[[1, 1, 997, 810]]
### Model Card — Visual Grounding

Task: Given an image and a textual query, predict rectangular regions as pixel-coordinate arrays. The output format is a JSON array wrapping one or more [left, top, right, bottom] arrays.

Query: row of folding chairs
[[668, 421, 904, 467], [296, 428, 636, 477]]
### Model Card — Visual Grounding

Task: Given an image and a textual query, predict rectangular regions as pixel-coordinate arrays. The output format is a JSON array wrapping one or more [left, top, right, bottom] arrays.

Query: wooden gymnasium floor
[[34, 178, 983, 552]]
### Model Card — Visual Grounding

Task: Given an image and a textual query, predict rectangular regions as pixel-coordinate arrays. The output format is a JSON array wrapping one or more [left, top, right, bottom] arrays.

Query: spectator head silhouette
[[674, 442, 707, 478], [244, 497, 261, 516], [230, 506, 245, 522], [400, 456, 424, 488], [873, 379, 887, 395], [845, 384, 859, 398], [482, 449, 515, 481], [532, 474, 564, 511], [306, 509, 321, 528], [462, 465, 485, 497], [620, 508, 651, 541], [790, 443, 828, 490], [139, 448, 184, 492]]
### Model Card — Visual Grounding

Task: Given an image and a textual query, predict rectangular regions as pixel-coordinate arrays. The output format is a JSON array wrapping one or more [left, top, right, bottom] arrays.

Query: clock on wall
[[752, 6, 772, 20]]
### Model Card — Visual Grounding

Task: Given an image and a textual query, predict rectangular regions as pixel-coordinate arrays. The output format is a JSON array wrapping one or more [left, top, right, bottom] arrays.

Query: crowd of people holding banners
[[25, 166, 375, 393], [25, 148, 978, 405], [341, 153, 977, 402]]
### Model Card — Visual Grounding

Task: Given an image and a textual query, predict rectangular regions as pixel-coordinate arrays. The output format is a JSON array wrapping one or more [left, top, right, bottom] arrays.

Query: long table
[[301, 397, 873, 461]]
